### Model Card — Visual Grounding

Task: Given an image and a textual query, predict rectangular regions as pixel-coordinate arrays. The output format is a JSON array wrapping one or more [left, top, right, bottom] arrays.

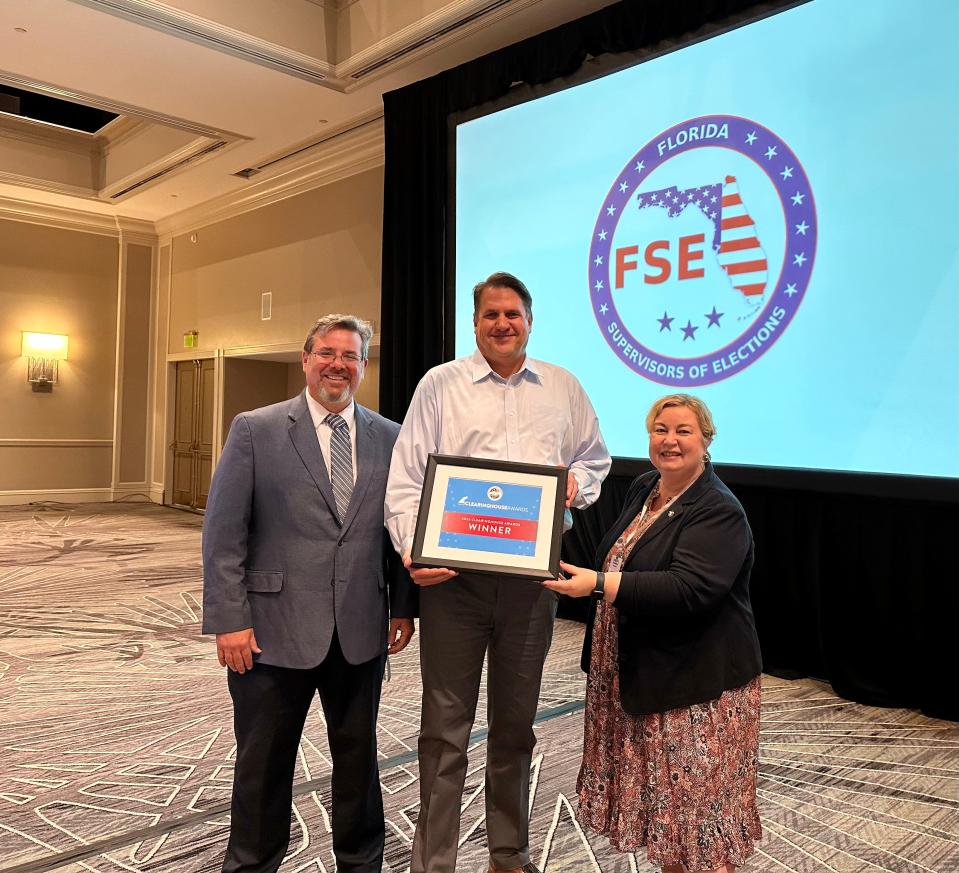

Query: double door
[[171, 359, 215, 510]]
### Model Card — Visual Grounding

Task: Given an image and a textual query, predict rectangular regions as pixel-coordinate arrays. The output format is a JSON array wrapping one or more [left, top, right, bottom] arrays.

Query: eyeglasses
[[309, 349, 363, 364]]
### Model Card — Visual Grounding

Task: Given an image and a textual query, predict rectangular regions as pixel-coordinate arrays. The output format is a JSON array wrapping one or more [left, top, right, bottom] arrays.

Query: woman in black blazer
[[545, 394, 762, 873]]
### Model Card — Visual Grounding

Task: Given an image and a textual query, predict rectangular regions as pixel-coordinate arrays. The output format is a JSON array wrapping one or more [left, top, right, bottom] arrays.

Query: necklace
[[636, 481, 671, 527], [653, 481, 676, 505]]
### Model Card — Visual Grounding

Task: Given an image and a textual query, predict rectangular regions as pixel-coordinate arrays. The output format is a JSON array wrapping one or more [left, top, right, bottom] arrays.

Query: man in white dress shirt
[[385, 273, 611, 873]]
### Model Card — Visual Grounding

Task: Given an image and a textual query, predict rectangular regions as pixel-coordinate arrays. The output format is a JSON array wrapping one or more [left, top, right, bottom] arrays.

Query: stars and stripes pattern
[[716, 175, 768, 297], [637, 183, 723, 249], [636, 175, 769, 299], [325, 413, 353, 522]]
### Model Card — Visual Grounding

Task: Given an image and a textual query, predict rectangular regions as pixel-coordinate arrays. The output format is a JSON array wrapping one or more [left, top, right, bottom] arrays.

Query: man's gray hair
[[303, 314, 374, 359]]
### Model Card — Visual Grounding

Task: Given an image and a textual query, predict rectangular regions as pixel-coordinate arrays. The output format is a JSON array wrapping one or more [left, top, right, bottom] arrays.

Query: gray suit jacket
[[202, 391, 417, 668]]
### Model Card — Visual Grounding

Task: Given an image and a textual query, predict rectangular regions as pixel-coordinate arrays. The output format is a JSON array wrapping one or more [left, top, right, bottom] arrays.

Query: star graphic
[[705, 307, 723, 327], [619, 181, 629, 193], [795, 221, 809, 235], [710, 195, 717, 203], [606, 204, 616, 216], [594, 255, 604, 266], [791, 191, 805, 206], [780, 165, 794, 180], [745, 131, 757, 145], [594, 280, 604, 291], [687, 191, 695, 200], [598, 229, 607, 240], [784, 283, 798, 296], [599, 303, 609, 314], [651, 193, 659, 201], [764, 146, 778, 159], [793, 252, 807, 267], [681, 320, 698, 341], [635, 160, 645, 172], [657, 311, 674, 332]]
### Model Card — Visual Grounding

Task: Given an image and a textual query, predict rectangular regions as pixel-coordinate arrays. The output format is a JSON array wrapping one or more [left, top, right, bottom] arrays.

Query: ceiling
[[0, 0, 612, 229]]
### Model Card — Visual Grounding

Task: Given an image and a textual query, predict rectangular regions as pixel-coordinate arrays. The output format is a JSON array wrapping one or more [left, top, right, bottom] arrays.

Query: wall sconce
[[21, 332, 69, 392]]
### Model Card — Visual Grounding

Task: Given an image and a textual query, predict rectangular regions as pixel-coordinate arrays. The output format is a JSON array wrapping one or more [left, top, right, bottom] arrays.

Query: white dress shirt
[[385, 350, 611, 553], [304, 390, 357, 484]]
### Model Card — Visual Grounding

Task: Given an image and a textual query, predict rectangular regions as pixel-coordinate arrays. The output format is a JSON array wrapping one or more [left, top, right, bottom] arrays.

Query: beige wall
[[0, 219, 119, 493], [1, 164, 385, 503], [168, 167, 383, 356], [222, 358, 291, 443], [117, 244, 153, 484], [152, 244, 172, 491]]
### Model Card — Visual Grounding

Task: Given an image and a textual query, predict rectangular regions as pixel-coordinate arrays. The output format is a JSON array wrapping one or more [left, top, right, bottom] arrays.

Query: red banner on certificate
[[441, 511, 539, 542]]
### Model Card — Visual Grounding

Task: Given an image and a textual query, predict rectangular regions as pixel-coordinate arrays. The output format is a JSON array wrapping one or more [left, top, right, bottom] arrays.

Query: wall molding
[[337, 0, 521, 82], [0, 68, 244, 141], [155, 117, 384, 236], [0, 114, 98, 155], [112, 481, 156, 502], [0, 119, 379, 247], [0, 170, 98, 201], [0, 439, 113, 448], [0, 193, 162, 240], [68, 0, 554, 91], [99, 117, 157, 156], [69, 0, 333, 86], [0, 488, 114, 506], [117, 218, 159, 245], [0, 193, 120, 235]]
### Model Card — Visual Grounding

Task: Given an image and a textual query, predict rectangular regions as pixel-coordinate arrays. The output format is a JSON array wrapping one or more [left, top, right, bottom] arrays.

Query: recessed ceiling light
[[318, 119, 329, 124], [171, 194, 178, 198], [14, 27, 28, 33]]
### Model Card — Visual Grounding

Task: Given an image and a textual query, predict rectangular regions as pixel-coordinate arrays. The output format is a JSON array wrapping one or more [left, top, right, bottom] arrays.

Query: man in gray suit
[[203, 314, 417, 873]]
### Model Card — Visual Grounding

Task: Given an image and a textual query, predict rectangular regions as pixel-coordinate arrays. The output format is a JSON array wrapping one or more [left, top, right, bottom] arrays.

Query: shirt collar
[[469, 348, 541, 383], [305, 389, 355, 431]]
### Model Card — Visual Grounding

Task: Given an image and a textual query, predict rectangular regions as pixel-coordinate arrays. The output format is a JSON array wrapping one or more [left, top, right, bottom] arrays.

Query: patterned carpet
[[0, 503, 956, 873]]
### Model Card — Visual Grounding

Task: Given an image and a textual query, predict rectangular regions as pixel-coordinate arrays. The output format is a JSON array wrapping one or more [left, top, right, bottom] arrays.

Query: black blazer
[[582, 463, 761, 715]]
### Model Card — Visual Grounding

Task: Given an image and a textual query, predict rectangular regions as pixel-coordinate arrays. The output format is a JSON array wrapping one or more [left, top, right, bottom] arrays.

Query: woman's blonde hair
[[645, 394, 717, 444]]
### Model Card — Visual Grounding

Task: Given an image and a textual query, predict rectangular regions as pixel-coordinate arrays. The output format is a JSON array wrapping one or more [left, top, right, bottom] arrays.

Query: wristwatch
[[592, 571, 605, 600]]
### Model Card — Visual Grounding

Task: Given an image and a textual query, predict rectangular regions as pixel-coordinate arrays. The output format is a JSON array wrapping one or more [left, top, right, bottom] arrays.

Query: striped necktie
[[324, 413, 353, 522]]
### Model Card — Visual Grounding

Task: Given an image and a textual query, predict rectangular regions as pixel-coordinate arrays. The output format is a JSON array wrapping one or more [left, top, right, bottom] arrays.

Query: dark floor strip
[[4, 699, 586, 873]]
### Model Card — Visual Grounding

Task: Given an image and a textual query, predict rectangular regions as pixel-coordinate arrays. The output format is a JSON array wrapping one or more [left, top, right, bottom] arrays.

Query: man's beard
[[318, 383, 352, 405]]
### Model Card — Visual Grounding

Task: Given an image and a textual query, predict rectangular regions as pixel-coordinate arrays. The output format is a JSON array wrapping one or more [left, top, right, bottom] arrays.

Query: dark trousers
[[412, 574, 558, 873], [223, 631, 386, 873]]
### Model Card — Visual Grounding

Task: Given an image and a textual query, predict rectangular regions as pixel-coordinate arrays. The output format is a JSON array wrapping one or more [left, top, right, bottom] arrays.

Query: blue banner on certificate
[[411, 454, 567, 579], [438, 478, 542, 556]]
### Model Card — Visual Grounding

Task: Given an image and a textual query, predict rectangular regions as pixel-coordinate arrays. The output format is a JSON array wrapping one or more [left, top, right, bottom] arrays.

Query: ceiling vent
[[348, 0, 514, 80], [109, 140, 228, 199]]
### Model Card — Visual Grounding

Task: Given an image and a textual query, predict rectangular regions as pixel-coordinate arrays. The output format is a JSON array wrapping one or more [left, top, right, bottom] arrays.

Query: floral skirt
[[577, 602, 762, 869]]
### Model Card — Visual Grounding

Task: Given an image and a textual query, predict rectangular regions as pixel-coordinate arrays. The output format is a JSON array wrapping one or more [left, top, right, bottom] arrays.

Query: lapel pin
[[668, 510, 675, 518]]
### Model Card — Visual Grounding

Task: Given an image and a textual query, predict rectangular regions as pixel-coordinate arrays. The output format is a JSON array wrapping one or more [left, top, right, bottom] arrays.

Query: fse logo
[[589, 115, 817, 385]]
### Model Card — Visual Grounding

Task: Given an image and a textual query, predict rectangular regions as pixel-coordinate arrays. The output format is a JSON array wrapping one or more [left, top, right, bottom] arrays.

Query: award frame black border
[[410, 453, 567, 579]]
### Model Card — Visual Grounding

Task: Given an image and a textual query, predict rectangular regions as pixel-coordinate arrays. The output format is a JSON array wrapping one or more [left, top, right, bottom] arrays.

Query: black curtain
[[379, 0, 959, 722], [380, 0, 763, 420], [564, 472, 959, 721]]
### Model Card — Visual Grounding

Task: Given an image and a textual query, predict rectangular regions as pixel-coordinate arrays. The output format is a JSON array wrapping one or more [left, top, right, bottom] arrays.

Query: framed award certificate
[[410, 454, 567, 579]]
